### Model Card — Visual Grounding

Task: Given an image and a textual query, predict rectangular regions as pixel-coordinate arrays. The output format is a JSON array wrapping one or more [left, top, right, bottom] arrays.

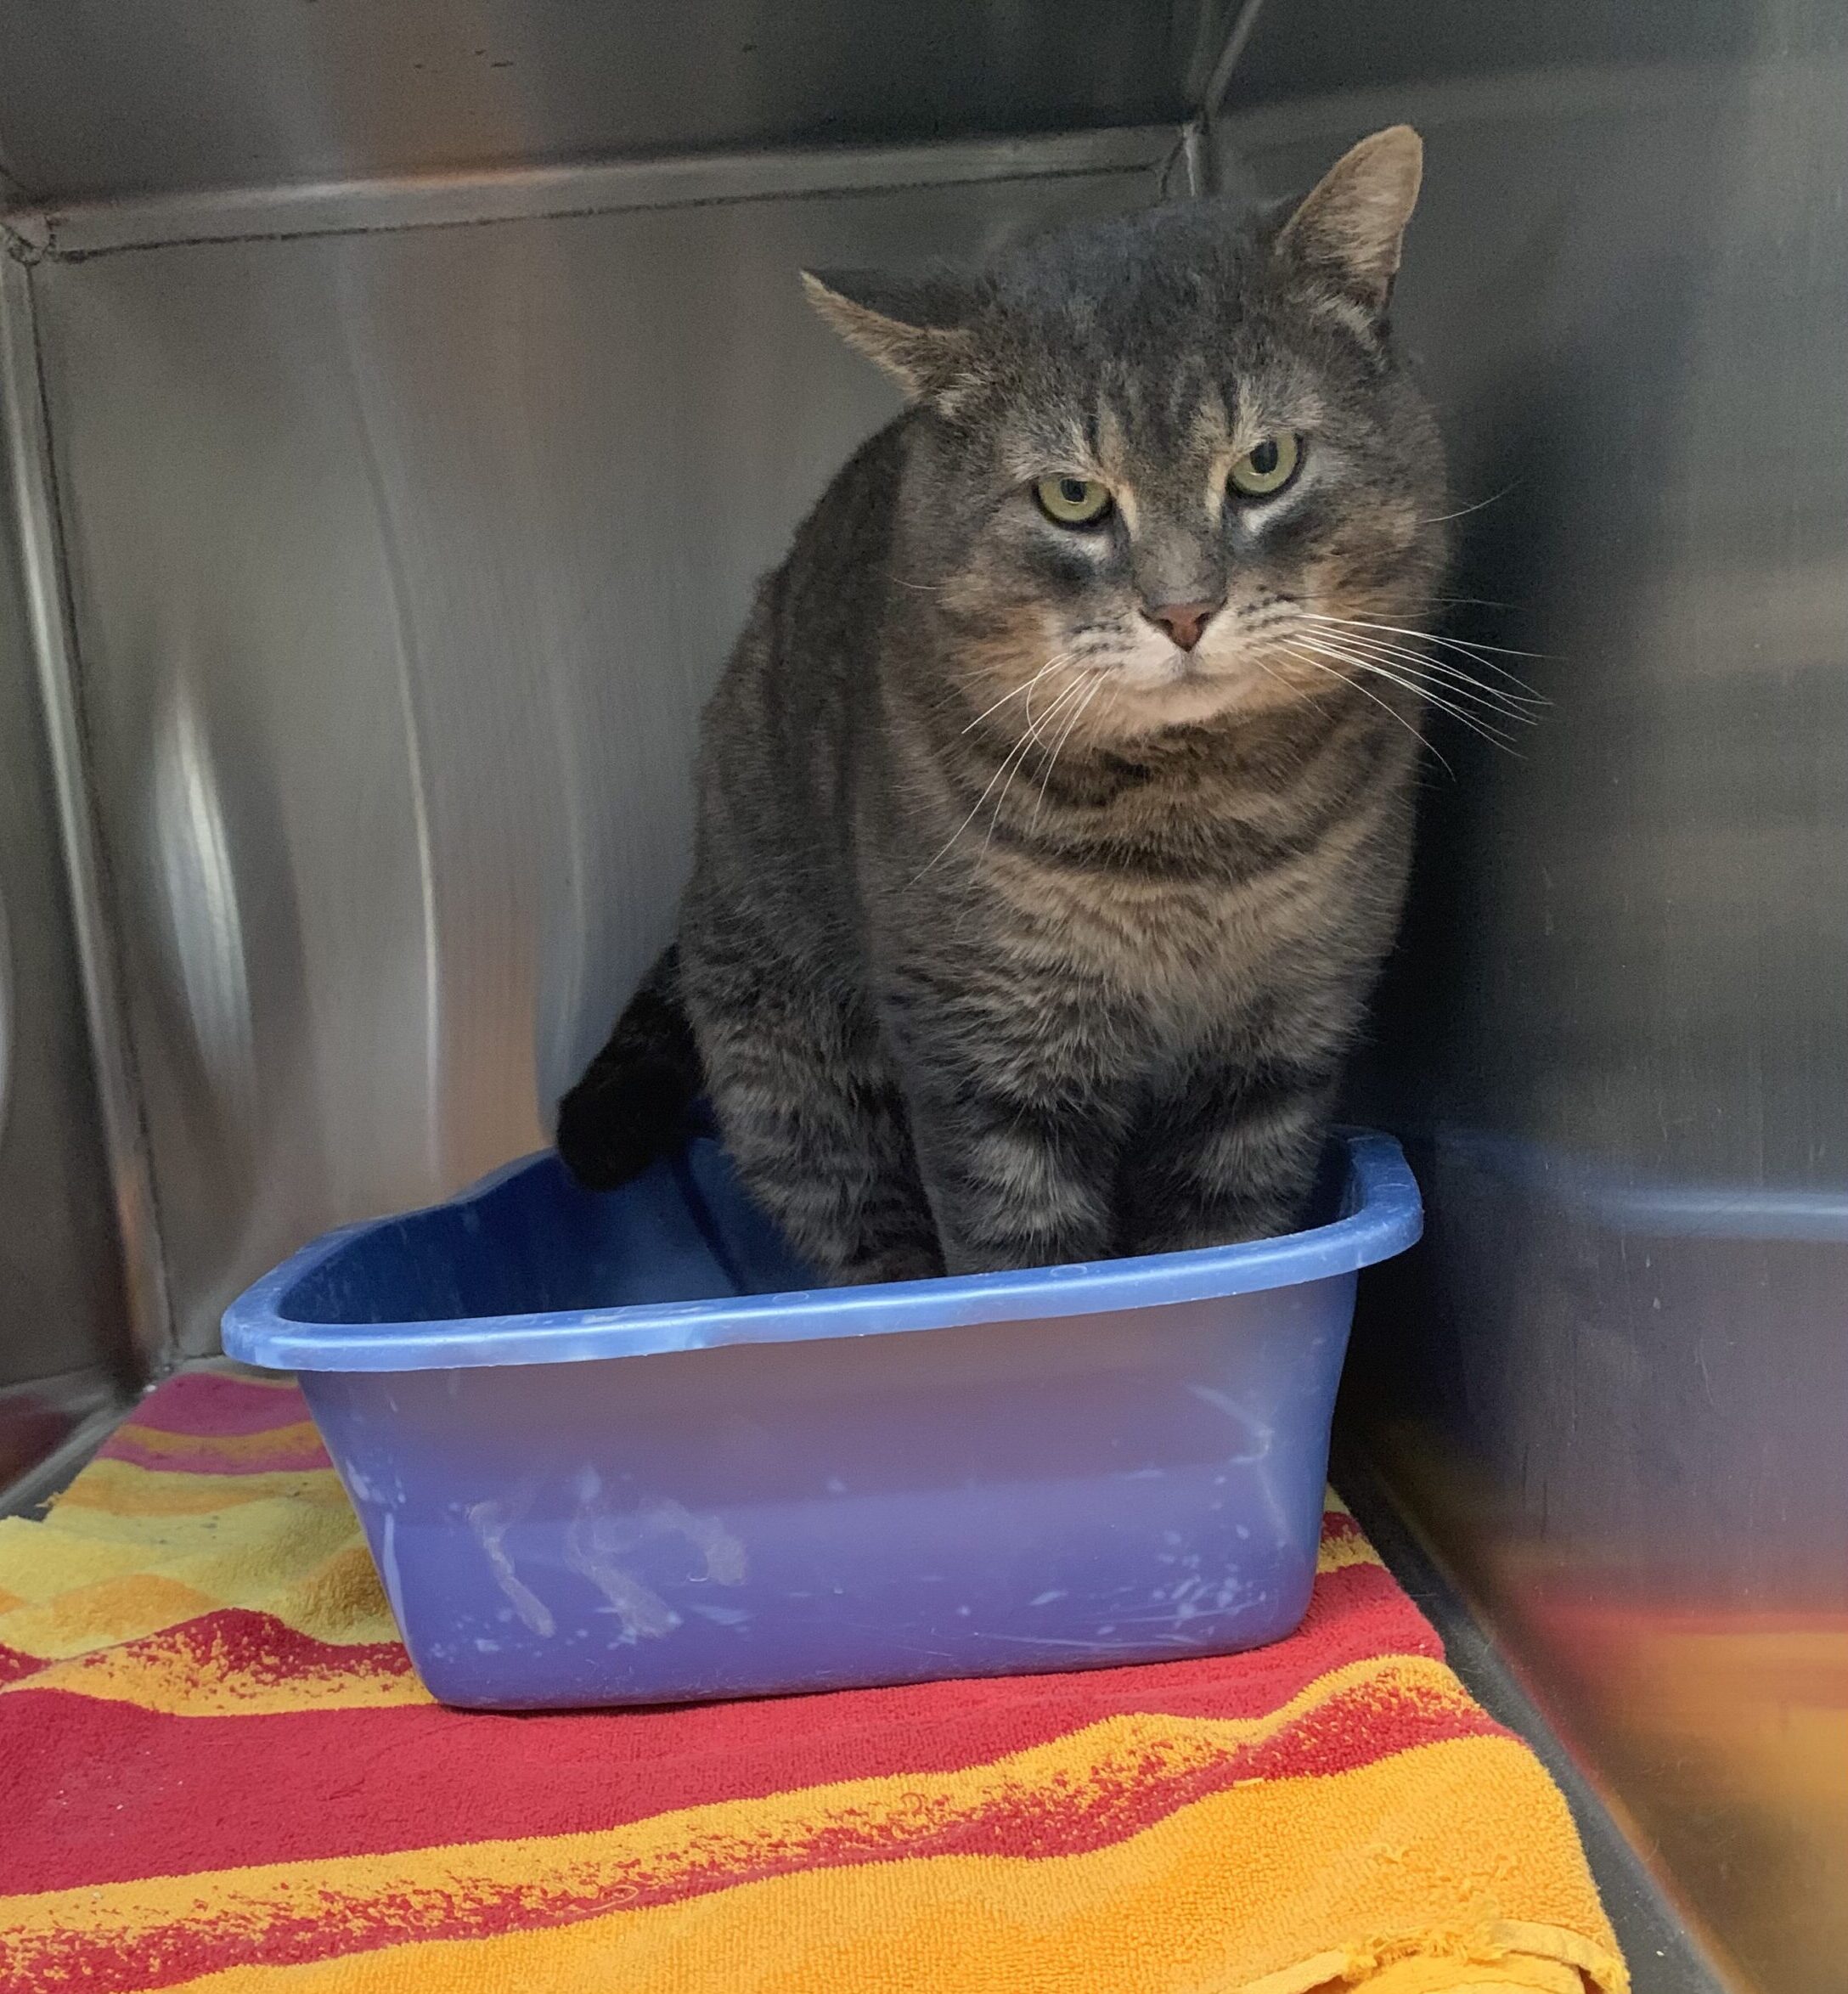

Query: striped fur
[[561, 130, 1449, 1280]]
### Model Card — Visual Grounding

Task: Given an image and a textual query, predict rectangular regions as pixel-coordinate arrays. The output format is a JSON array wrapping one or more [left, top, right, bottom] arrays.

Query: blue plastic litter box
[[223, 1129, 1421, 1709]]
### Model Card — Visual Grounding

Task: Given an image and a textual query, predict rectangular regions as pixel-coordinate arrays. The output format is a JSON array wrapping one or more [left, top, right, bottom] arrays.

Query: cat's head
[[805, 127, 1448, 741]]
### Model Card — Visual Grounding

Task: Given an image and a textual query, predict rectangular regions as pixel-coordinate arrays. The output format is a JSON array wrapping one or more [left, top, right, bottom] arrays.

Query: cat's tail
[[555, 944, 703, 1190]]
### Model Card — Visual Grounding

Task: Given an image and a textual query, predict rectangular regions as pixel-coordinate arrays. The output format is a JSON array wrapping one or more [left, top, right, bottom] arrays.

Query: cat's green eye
[[1033, 476, 1114, 527], [1228, 433, 1303, 499]]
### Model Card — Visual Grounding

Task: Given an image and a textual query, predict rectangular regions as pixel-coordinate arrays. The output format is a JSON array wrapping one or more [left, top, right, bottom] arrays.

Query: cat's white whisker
[[1299, 617, 1547, 715], [985, 675, 1092, 853], [1299, 629, 1547, 725], [1303, 610, 1549, 670], [1032, 673, 1105, 820], [1414, 481, 1521, 527], [916, 731, 1045, 881], [961, 654, 1073, 735], [1274, 641, 1455, 775], [1294, 639, 1522, 745], [1298, 627, 1541, 718], [1316, 650, 1534, 740], [1283, 634, 1522, 752], [917, 671, 1090, 882]]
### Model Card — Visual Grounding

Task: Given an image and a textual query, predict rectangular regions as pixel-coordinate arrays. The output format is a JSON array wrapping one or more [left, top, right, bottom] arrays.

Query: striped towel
[[0, 1369, 1625, 1993]]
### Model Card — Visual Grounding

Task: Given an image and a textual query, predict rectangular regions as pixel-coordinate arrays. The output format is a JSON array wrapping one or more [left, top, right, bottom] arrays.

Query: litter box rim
[[223, 1128, 1421, 1373]]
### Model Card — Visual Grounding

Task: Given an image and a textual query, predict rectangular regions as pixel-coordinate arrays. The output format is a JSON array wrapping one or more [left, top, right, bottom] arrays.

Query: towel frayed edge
[[1232, 1918, 1628, 1994]]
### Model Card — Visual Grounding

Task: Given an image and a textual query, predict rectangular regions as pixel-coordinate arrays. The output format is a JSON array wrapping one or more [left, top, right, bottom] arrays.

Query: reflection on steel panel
[[32, 155, 1163, 1359], [0, 290, 135, 1481], [0, 0, 1226, 204], [1220, 25, 1847, 1994], [1224, 0, 1751, 111]]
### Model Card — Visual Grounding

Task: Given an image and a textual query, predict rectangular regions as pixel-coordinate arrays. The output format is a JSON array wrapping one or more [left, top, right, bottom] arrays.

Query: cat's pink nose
[[1142, 600, 1220, 651]]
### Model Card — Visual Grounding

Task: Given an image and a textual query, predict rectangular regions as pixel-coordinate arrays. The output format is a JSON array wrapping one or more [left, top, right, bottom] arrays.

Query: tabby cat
[[558, 127, 1449, 1283]]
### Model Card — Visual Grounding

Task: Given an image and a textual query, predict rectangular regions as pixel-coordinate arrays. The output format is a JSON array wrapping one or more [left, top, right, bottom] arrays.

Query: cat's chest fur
[[973, 795, 1389, 1039]]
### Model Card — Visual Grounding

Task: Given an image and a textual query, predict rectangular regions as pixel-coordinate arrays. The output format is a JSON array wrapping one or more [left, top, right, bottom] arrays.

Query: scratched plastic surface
[[223, 1132, 1420, 1709]]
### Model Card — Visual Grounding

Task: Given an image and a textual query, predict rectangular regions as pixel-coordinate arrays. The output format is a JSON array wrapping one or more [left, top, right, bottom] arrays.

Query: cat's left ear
[[802, 268, 984, 410], [1275, 125, 1423, 317]]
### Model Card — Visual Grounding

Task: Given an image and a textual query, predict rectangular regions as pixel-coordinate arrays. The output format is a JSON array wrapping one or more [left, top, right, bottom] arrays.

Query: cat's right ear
[[802, 269, 983, 410]]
